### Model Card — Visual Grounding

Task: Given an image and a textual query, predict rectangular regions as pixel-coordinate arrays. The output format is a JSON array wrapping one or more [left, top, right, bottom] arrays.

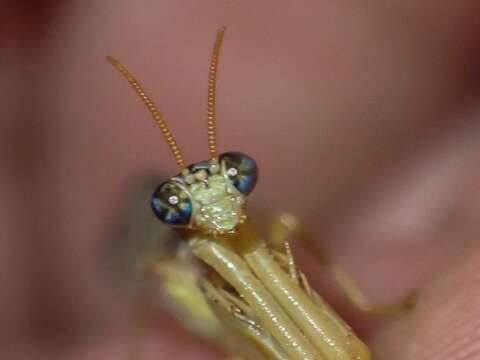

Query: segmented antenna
[[106, 56, 186, 169], [206, 27, 226, 160]]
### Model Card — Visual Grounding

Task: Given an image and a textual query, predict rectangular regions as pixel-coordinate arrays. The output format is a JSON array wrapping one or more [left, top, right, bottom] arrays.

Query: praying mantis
[[107, 28, 414, 360]]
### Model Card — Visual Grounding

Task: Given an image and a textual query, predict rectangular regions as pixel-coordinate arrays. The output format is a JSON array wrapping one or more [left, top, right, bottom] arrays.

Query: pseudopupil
[[220, 152, 258, 195], [151, 182, 192, 226]]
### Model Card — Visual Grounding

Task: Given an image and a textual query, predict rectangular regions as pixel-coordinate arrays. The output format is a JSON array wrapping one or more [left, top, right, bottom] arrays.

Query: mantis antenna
[[107, 27, 226, 168], [106, 56, 187, 169], [206, 27, 226, 160]]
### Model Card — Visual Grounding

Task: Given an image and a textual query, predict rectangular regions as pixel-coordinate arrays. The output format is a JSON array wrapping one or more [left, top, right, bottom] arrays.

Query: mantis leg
[[244, 242, 370, 360], [200, 279, 289, 360], [272, 249, 357, 334], [148, 252, 277, 359], [190, 236, 321, 360], [268, 212, 416, 316]]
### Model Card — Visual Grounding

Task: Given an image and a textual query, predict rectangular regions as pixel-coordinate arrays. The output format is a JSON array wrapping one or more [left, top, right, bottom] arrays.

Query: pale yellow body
[[152, 214, 415, 359], [152, 217, 372, 360], [189, 229, 370, 360]]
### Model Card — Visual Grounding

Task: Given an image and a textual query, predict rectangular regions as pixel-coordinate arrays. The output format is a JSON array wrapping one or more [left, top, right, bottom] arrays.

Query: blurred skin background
[[2, 0, 480, 359]]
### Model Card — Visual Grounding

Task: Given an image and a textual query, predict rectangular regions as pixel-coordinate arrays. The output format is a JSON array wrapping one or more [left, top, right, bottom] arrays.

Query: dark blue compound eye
[[151, 181, 192, 226], [220, 152, 258, 195]]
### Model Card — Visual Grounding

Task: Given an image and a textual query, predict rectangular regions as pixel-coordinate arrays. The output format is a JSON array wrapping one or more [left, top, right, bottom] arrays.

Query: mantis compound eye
[[220, 152, 258, 195], [151, 181, 192, 226]]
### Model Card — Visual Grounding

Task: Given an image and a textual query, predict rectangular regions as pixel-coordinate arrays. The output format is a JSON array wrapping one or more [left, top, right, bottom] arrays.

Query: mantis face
[[151, 152, 258, 234]]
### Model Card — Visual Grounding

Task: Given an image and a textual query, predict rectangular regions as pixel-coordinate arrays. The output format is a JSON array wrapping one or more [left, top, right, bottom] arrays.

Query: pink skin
[[2, 1, 480, 358]]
